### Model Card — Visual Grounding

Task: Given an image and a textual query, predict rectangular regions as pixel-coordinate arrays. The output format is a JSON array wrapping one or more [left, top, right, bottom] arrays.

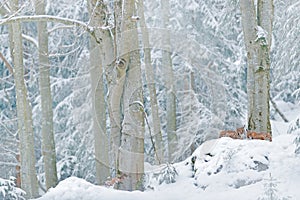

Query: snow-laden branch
[[0, 15, 90, 30], [0, 15, 105, 43], [22, 34, 38, 47]]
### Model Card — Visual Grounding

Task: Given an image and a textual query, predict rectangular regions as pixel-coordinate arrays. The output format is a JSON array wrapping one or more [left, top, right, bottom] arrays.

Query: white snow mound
[[33, 134, 300, 200]]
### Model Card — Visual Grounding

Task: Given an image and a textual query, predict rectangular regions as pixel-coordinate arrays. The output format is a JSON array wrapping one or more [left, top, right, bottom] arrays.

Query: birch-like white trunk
[[117, 0, 145, 191], [240, 0, 272, 133], [256, 0, 273, 133], [10, 0, 39, 198], [34, 0, 58, 190], [88, 0, 110, 185], [161, 0, 178, 162], [138, 0, 163, 164]]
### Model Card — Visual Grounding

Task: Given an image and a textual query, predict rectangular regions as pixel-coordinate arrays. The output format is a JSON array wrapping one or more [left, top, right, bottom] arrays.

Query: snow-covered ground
[[33, 102, 300, 200], [33, 137, 299, 200]]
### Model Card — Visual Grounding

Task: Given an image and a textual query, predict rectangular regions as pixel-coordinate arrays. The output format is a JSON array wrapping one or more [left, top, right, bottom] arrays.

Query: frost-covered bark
[[34, 0, 58, 190], [117, 0, 145, 191], [138, 0, 163, 164], [10, 0, 39, 198], [88, 0, 110, 185], [161, 0, 178, 162], [240, 0, 273, 133]]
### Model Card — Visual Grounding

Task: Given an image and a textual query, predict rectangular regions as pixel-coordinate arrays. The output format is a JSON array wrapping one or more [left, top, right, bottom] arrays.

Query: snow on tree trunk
[[240, 0, 273, 134], [138, 0, 164, 164], [88, 0, 110, 185], [34, 0, 58, 190], [10, 0, 39, 198], [117, 0, 145, 191], [161, 0, 178, 162]]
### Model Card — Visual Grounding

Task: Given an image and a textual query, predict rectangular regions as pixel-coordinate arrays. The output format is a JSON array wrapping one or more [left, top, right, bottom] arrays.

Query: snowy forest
[[0, 0, 299, 199]]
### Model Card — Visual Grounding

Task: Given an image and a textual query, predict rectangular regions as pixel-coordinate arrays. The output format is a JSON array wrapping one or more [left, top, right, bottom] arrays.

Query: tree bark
[[107, 0, 125, 180], [10, 0, 39, 198], [240, 0, 273, 134], [34, 0, 58, 190], [117, 0, 145, 191], [161, 0, 178, 162], [88, 0, 110, 185], [256, 0, 273, 133]]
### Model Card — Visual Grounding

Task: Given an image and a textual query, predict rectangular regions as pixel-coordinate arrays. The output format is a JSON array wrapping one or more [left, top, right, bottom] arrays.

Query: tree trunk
[[10, 0, 39, 198], [107, 0, 125, 180], [34, 0, 58, 190], [138, 0, 163, 164], [240, 0, 273, 134], [117, 0, 145, 191], [88, 0, 110, 185], [161, 0, 178, 162], [256, 0, 273, 133]]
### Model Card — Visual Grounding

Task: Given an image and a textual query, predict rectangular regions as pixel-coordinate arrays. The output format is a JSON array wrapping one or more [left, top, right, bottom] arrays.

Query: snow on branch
[[0, 15, 105, 43], [255, 26, 268, 46], [22, 34, 38, 48], [0, 177, 25, 200]]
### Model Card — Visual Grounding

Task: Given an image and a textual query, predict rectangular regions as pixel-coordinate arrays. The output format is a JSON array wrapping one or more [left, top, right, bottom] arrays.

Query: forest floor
[[33, 101, 300, 200]]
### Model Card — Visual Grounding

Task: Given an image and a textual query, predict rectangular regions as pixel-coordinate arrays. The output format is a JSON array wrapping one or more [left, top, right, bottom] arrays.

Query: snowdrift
[[33, 134, 300, 200]]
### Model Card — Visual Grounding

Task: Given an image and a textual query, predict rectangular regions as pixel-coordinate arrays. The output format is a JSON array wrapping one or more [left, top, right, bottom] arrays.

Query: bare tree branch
[[0, 51, 13, 74], [270, 97, 289, 122]]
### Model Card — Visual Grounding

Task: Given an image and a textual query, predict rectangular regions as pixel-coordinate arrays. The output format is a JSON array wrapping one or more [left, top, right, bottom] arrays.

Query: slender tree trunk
[[88, 0, 110, 185], [138, 0, 163, 164], [107, 0, 124, 179], [108, 63, 124, 178], [10, 0, 39, 198], [161, 0, 178, 162], [240, 0, 273, 134], [256, 0, 273, 133], [34, 0, 58, 190], [117, 0, 145, 191], [240, 0, 256, 131]]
